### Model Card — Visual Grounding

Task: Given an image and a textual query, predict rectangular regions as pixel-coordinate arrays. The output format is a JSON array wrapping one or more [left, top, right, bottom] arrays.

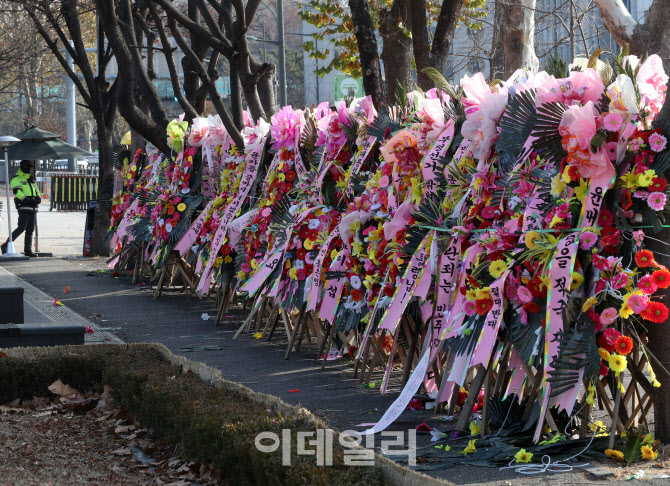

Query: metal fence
[[49, 173, 98, 211]]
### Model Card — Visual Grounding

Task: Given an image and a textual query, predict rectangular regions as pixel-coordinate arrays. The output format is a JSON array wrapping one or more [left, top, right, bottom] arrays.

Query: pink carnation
[[603, 113, 623, 132], [649, 132, 667, 152], [579, 231, 597, 250], [648, 192, 666, 211], [638, 274, 658, 294], [517, 286, 533, 304], [600, 307, 618, 326], [628, 293, 649, 313]]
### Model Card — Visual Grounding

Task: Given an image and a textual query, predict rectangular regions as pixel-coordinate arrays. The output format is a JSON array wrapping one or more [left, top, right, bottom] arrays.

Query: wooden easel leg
[[154, 265, 169, 300], [455, 365, 488, 432], [321, 322, 337, 370], [285, 305, 307, 360]]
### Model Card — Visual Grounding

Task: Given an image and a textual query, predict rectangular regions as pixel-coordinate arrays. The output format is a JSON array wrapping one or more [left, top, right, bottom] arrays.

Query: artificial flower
[[514, 449, 533, 463]]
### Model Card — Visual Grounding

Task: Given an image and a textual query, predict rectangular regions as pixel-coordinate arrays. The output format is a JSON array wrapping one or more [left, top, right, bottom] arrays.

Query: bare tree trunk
[[90, 115, 115, 256], [498, 0, 539, 77], [594, 0, 669, 67], [411, 0, 465, 90], [251, 54, 276, 114], [380, 0, 413, 105], [348, 0, 385, 108]]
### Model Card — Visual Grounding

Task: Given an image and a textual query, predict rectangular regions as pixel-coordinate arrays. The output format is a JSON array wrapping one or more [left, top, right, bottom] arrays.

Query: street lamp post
[[0, 135, 28, 261]]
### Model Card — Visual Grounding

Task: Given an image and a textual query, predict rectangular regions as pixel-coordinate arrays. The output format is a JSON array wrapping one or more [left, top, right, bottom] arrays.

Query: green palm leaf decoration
[[496, 89, 537, 174], [546, 326, 600, 398], [531, 102, 569, 169], [367, 105, 401, 140]]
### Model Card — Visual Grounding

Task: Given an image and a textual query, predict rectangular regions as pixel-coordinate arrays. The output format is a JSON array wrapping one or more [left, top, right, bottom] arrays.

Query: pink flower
[[649, 133, 667, 152], [600, 307, 618, 326], [579, 231, 598, 250], [517, 286, 533, 304], [603, 113, 623, 132], [638, 274, 658, 294], [604, 142, 618, 161], [628, 294, 649, 313], [611, 273, 630, 290], [464, 300, 477, 316], [648, 192, 666, 211]]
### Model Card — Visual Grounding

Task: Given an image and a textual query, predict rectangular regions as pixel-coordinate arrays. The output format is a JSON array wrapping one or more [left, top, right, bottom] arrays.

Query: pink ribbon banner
[[196, 143, 265, 294], [317, 249, 348, 324], [307, 228, 340, 312], [422, 122, 455, 199], [346, 135, 376, 199], [378, 238, 429, 332]]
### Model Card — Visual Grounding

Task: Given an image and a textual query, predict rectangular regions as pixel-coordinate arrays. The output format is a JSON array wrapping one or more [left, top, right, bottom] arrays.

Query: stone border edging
[[1, 342, 454, 486]]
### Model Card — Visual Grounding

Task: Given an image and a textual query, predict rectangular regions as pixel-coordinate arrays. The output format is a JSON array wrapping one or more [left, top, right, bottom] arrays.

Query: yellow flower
[[469, 421, 481, 436], [289, 268, 298, 280], [582, 296, 597, 312], [604, 449, 624, 461], [570, 272, 584, 291], [304, 239, 315, 250], [466, 289, 477, 301], [647, 362, 662, 387], [236, 271, 247, 280], [352, 240, 364, 256], [641, 445, 658, 460], [638, 169, 655, 187], [525, 231, 541, 250], [608, 353, 627, 373], [642, 433, 655, 446], [549, 215, 564, 228], [475, 287, 491, 300], [409, 177, 423, 205], [573, 178, 589, 202], [514, 448, 533, 463], [224, 256, 232, 264], [598, 347, 611, 361], [620, 172, 638, 190], [214, 257, 223, 267], [550, 174, 566, 196], [250, 259, 258, 269], [253, 332, 263, 339], [278, 173, 286, 182], [460, 439, 476, 455], [177, 203, 186, 212], [561, 165, 573, 184], [619, 303, 634, 319], [489, 260, 507, 279]]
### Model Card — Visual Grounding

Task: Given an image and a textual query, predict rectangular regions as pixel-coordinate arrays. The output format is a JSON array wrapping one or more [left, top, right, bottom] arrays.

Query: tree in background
[[300, 0, 486, 105]]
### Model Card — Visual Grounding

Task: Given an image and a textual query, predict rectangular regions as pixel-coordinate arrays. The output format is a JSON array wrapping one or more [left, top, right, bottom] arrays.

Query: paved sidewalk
[[0, 265, 121, 345], [1, 192, 86, 256], [0, 257, 648, 485]]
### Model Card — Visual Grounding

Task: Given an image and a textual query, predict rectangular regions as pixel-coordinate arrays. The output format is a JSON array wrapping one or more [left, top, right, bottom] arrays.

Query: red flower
[[296, 248, 306, 260], [285, 170, 296, 182], [350, 289, 363, 302], [307, 229, 319, 240], [598, 328, 621, 352], [641, 301, 669, 323], [598, 208, 614, 227], [221, 244, 231, 255], [527, 278, 545, 299], [614, 335, 634, 356], [649, 177, 668, 192], [652, 269, 670, 289], [523, 301, 542, 313], [599, 362, 609, 377], [475, 299, 492, 316], [635, 250, 656, 268]]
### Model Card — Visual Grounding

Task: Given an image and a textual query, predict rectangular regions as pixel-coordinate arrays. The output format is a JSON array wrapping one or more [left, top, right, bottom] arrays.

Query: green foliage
[[0, 349, 386, 486], [299, 0, 487, 79], [622, 428, 646, 465]]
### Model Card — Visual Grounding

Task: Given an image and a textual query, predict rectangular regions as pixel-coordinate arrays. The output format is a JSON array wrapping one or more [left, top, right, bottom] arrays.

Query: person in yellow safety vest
[[1, 160, 41, 257]]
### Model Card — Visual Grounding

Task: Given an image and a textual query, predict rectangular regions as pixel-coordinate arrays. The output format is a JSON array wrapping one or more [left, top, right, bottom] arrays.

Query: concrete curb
[[1, 342, 455, 486]]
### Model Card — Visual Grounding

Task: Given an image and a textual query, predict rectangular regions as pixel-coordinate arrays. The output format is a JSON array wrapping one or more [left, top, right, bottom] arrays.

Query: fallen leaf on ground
[[48, 380, 80, 397], [63, 286, 70, 293]]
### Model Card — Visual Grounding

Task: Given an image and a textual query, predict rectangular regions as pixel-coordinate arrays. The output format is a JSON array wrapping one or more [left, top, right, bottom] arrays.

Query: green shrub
[[0, 349, 385, 486]]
